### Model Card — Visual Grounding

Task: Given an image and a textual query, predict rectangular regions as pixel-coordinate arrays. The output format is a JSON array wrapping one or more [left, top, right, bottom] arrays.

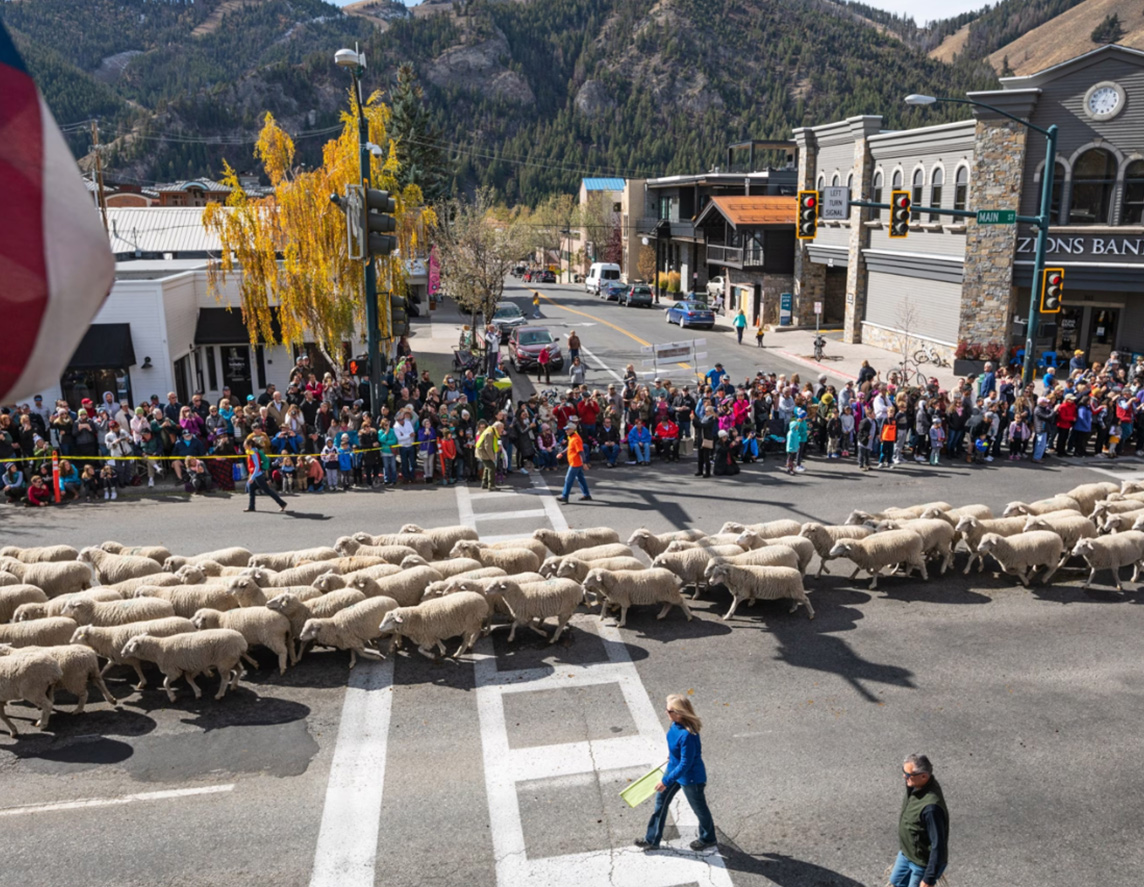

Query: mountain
[[984, 0, 1144, 75], [0, 0, 1020, 203]]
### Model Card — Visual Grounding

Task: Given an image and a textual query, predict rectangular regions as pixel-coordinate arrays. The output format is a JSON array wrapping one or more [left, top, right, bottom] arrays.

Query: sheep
[[79, 547, 164, 585], [0, 557, 93, 598], [705, 563, 813, 620], [399, 523, 480, 558], [13, 588, 122, 622], [333, 540, 422, 564], [1023, 513, 1098, 553], [0, 571, 19, 586], [554, 556, 646, 584], [976, 531, 1064, 587], [627, 528, 708, 558], [424, 566, 508, 590], [299, 596, 401, 668], [1122, 480, 1144, 495], [162, 547, 252, 571], [172, 560, 230, 578], [108, 572, 186, 596], [0, 644, 117, 714], [449, 541, 541, 575], [70, 617, 197, 689], [482, 578, 585, 643], [1101, 510, 1144, 534], [953, 516, 1030, 573], [427, 573, 545, 620], [398, 555, 485, 579], [315, 556, 391, 574], [827, 531, 927, 591], [873, 519, 957, 575], [651, 549, 726, 598], [378, 592, 488, 660], [192, 607, 293, 675], [223, 576, 306, 609], [0, 649, 61, 735], [662, 540, 746, 558], [0, 617, 79, 648], [1002, 496, 1082, 518], [0, 585, 49, 624], [62, 596, 175, 626], [348, 567, 445, 608], [0, 545, 79, 563], [919, 504, 994, 524], [844, 507, 933, 525], [266, 590, 367, 663], [248, 547, 340, 571], [532, 527, 621, 556], [132, 584, 236, 619], [704, 547, 802, 586], [343, 533, 435, 560], [98, 542, 173, 564], [1070, 532, 1144, 591], [717, 519, 803, 539], [120, 629, 248, 702], [582, 568, 691, 627], [758, 536, 817, 575], [1065, 482, 1121, 517], [541, 544, 641, 575], [798, 523, 874, 578]]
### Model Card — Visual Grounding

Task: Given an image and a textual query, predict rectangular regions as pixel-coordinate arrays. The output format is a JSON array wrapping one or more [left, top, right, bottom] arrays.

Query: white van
[[585, 262, 621, 294]]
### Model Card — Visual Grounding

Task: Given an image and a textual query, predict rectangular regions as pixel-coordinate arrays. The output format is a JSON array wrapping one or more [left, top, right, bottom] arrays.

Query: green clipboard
[[620, 762, 667, 808]]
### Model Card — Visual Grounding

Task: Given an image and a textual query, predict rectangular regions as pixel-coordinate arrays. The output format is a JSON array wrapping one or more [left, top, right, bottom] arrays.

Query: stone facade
[[844, 125, 877, 343], [860, 323, 958, 368], [726, 270, 795, 327], [959, 119, 1028, 346]]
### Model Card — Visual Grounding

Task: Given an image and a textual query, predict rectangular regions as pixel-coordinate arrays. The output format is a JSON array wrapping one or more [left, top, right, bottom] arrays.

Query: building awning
[[194, 307, 282, 344], [67, 323, 136, 370], [695, 196, 797, 228]]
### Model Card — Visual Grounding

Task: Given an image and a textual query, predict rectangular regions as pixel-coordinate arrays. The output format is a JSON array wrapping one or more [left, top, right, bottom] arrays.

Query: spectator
[[627, 419, 652, 466], [26, 474, 50, 507], [2, 463, 25, 503]]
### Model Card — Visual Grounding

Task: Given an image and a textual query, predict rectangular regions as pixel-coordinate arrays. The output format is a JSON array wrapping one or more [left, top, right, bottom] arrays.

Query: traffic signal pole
[[1024, 124, 1058, 387]]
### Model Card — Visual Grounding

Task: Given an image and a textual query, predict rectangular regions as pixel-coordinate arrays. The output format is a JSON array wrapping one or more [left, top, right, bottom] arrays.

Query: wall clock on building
[[1083, 81, 1126, 121]]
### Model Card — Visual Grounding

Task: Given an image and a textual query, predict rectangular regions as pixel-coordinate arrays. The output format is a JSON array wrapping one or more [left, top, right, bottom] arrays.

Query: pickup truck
[[706, 276, 725, 299]]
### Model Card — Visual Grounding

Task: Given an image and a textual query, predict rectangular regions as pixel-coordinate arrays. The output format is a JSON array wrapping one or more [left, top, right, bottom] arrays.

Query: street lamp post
[[336, 48, 383, 413], [905, 94, 1057, 387]]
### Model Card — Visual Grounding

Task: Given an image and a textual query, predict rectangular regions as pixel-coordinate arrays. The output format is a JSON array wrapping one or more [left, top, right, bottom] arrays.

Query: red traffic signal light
[[1040, 267, 1064, 313], [889, 190, 911, 238], [796, 190, 818, 240]]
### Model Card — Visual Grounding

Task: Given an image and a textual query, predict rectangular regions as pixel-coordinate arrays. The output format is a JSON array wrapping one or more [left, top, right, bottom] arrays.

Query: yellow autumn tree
[[203, 93, 435, 367]]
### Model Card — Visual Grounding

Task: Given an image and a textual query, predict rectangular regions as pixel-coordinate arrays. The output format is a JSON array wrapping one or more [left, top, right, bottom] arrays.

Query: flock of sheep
[[1, 478, 1142, 737]]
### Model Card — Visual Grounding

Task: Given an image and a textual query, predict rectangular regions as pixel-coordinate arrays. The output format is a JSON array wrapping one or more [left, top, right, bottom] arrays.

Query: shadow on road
[[719, 844, 866, 886]]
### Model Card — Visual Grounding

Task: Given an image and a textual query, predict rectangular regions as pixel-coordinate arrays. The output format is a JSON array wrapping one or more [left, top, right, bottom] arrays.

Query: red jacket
[[1056, 400, 1077, 429], [577, 400, 600, 426], [27, 482, 51, 506]]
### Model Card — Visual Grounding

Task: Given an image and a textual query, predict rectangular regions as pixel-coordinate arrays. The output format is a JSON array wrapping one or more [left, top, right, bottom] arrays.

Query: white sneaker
[[103, 490, 110, 499], [984, 456, 994, 462], [795, 465, 806, 473], [148, 477, 154, 487], [111, 489, 118, 500]]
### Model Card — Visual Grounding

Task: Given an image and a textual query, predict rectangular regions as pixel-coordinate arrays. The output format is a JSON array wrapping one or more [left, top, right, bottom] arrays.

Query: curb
[[776, 350, 859, 383]]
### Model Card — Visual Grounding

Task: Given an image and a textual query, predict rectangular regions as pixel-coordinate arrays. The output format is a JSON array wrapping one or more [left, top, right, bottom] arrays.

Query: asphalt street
[[3, 285, 1144, 887]]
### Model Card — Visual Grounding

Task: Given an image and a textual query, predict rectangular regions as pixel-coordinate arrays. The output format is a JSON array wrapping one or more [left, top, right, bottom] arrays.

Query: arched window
[[831, 173, 840, 187], [890, 170, 902, 223], [930, 168, 943, 222], [1121, 159, 1144, 225], [953, 166, 968, 211], [817, 174, 825, 191], [873, 170, 883, 220], [1069, 148, 1117, 224], [846, 172, 853, 191]]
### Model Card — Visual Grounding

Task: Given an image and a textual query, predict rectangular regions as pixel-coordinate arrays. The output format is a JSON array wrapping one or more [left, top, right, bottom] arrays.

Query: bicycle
[[894, 361, 929, 390], [913, 344, 948, 368]]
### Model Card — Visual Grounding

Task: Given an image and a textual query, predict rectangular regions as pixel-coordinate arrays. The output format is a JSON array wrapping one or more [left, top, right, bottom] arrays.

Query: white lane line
[[480, 532, 542, 544], [473, 508, 549, 522], [456, 481, 476, 528], [1085, 467, 1144, 482], [309, 658, 396, 887], [580, 345, 624, 383], [530, 473, 569, 531], [0, 784, 234, 817]]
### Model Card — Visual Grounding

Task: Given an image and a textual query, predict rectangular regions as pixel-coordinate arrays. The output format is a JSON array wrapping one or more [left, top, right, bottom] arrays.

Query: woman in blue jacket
[[635, 694, 717, 851]]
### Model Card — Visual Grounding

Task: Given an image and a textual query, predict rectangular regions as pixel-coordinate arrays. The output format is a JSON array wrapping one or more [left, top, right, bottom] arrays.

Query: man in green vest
[[890, 754, 949, 887]]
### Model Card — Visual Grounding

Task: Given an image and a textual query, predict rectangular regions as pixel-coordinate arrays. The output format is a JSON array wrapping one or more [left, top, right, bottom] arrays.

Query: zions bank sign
[[1016, 235, 1144, 257]]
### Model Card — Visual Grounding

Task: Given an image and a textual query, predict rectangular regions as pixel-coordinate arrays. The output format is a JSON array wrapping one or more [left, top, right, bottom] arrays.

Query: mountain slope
[[987, 0, 1144, 74]]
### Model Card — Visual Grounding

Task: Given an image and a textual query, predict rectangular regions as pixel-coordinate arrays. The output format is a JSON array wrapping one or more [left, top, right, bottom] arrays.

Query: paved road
[[4, 290, 1144, 887]]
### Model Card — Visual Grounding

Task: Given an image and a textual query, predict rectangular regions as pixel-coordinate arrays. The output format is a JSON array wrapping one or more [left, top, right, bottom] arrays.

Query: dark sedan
[[618, 284, 654, 307], [507, 326, 564, 372], [600, 281, 627, 302]]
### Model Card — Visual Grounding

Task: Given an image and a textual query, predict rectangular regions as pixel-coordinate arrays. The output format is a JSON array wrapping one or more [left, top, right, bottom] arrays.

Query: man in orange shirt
[[557, 422, 592, 504]]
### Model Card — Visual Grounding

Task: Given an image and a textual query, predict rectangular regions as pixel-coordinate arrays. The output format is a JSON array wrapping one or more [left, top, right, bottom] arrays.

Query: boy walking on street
[[557, 423, 591, 503]]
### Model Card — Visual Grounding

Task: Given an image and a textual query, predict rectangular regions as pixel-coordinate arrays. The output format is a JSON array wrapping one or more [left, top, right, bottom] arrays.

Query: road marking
[[580, 345, 624, 382], [0, 784, 234, 817], [531, 289, 652, 347], [309, 658, 396, 887], [474, 508, 549, 522], [1086, 467, 1144, 482]]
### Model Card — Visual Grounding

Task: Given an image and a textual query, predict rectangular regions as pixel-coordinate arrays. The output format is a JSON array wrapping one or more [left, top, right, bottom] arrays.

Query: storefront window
[[1122, 160, 1144, 225], [1069, 148, 1116, 224], [60, 369, 132, 412]]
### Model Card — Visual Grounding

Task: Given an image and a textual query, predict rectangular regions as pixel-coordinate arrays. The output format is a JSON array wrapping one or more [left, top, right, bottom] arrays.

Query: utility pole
[[90, 121, 109, 235]]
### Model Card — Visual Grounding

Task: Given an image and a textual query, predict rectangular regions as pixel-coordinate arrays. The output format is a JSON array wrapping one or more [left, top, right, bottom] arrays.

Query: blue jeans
[[644, 782, 716, 847], [630, 441, 650, 462], [399, 445, 417, 480], [601, 442, 620, 466], [1033, 431, 1047, 460], [247, 474, 286, 510], [561, 465, 589, 499], [382, 452, 397, 484], [888, 851, 946, 887]]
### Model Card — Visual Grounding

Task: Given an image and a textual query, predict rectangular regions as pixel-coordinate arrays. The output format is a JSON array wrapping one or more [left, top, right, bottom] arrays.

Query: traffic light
[[1040, 267, 1064, 313], [390, 294, 409, 338], [365, 188, 398, 259], [889, 190, 911, 238], [347, 354, 368, 376], [796, 190, 818, 240]]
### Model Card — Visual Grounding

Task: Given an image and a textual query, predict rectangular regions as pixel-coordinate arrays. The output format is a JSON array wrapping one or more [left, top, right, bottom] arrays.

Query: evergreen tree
[[1091, 14, 1125, 44], [389, 63, 451, 205]]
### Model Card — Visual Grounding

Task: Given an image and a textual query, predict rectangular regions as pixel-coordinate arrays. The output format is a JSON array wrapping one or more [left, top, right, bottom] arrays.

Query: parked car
[[491, 301, 527, 332], [665, 300, 716, 329], [706, 276, 725, 299], [585, 262, 622, 294], [508, 326, 564, 372], [618, 284, 654, 307], [539, 270, 556, 283], [600, 281, 627, 301]]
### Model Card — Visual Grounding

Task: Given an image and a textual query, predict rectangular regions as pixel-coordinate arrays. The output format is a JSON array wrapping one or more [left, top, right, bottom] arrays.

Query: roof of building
[[153, 179, 232, 194], [106, 207, 224, 256], [582, 177, 625, 191], [697, 195, 797, 227]]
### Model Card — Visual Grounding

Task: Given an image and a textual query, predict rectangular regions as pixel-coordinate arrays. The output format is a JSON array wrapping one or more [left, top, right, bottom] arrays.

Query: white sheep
[[378, 592, 488, 660], [1070, 532, 1144, 591], [533, 527, 621, 556], [1065, 482, 1120, 517], [662, 540, 746, 558], [108, 572, 186, 596], [344, 533, 435, 560], [1089, 498, 1144, 521], [132, 585, 234, 619], [316, 556, 391, 574], [172, 560, 229, 578], [976, 531, 1063, 587], [759, 536, 817, 575], [873, 519, 957, 575], [703, 547, 801, 584], [919, 504, 994, 524], [192, 607, 293, 675], [1023, 513, 1098, 552], [120, 629, 248, 702], [554, 556, 646, 583], [449, 541, 541, 575], [13, 588, 122, 622], [299, 596, 401, 667], [718, 519, 803, 539], [62, 596, 176, 626], [844, 506, 932, 525], [651, 548, 725, 598], [0, 643, 118, 714], [0, 649, 61, 736], [798, 523, 874, 578], [582, 568, 691, 627], [399, 523, 480, 558], [398, 555, 485, 578], [482, 578, 585, 643], [0, 585, 49, 624], [953, 516, 1029, 573], [1002, 496, 1082, 517], [162, 547, 252, 571], [460, 536, 550, 562], [248, 547, 340, 571], [0, 545, 79, 562], [428, 574, 544, 624], [706, 563, 814, 620], [334, 540, 422, 564], [70, 617, 197, 690], [0, 617, 79, 648], [0, 557, 93, 598], [349, 567, 445, 607], [627, 528, 708, 558], [79, 547, 165, 585], [827, 531, 928, 591], [266, 590, 367, 663], [224, 576, 319, 608], [1101, 509, 1144, 534], [0, 571, 19, 586], [98, 542, 172, 564], [262, 562, 345, 588]]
